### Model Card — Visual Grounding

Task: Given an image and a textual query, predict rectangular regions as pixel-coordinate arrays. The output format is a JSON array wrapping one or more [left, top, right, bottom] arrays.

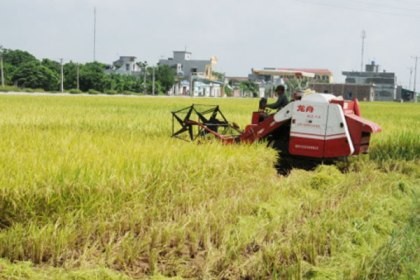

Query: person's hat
[[275, 85, 285, 92]]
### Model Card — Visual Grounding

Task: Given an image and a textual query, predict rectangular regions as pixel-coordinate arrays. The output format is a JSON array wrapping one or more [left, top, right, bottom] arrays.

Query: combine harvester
[[171, 76, 381, 174]]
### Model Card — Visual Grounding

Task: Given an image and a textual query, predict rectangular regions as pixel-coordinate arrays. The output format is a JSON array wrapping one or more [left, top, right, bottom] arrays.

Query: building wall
[[159, 51, 213, 79], [160, 51, 221, 97], [342, 62, 396, 101], [111, 56, 141, 76], [310, 83, 375, 101], [250, 68, 333, 84], [396, 86, 416, 102]]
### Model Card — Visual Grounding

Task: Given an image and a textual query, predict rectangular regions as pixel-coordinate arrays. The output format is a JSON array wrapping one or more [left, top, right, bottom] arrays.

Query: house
[[249, 67, 332, 98], [342, 61, 397, 101], [158, 51, 222, 97], [110, 56, 142, 76], [250, 68, 333, 83], [396, 87, 415, 102], [225, 76, 249, 97]]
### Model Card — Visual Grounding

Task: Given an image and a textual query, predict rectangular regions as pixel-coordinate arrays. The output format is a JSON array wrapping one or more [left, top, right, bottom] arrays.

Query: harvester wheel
[[268, 138, 319, 175]]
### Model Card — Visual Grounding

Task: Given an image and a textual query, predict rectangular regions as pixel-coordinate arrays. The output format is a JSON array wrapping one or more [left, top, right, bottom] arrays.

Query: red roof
[[277, 68, 332, 75]]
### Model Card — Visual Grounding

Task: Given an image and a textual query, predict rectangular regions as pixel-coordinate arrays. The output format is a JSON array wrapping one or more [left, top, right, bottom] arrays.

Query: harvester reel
[[171, 104, 241, 142]]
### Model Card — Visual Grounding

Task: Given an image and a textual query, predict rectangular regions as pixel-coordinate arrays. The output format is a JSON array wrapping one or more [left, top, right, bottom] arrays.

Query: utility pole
[[408, 67, 413, 90], [361, 30, 366, 72], [190, 74, 194, 97], [0, 45, 4, 88], [76, 63, 80, 90], [60, 58, 64, 93], [143, 63, 147, 94], [152, 66, 155, 95], [413, 56, 419, 103]]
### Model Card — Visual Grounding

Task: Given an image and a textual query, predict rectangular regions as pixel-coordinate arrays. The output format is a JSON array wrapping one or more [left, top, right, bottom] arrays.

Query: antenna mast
[[361, 30, 366, 72], [93, 7, 96, 62]]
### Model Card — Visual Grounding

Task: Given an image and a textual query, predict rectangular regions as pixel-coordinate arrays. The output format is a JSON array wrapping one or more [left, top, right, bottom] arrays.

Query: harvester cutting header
[[171, 88, 381, 171]]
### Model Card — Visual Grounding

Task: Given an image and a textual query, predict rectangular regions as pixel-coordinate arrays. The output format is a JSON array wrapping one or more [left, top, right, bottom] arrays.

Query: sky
[[1, 0, 420, 87]]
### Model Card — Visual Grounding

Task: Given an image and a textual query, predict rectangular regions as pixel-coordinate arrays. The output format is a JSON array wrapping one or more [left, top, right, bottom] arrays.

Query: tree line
[[0, 48, 176, 95]]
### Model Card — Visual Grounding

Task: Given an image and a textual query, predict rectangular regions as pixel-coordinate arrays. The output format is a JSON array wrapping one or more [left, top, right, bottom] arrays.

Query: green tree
[[41, 58, 61, 75], [108, 73, 143, 93], [79, 62, 111, 92], [154, 65, 175, 94], [1, 61, 15, 86], [239, 80, 259, 97], [124, 75, 143, 92], [63, 61, 79, 90], [223, 85, 233, 97], [145, 77, 163, 95], [212, 71, 225, 81], [12, 61, 59, 91], [2, 49, 38, 85], [3, 49, 37, 66], [283, 77, 310, 97], [109, 73, 124, 92]]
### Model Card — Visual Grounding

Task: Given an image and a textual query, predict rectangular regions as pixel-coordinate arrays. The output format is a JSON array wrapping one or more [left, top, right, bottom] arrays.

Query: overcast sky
[[1, 0, 420, 87]]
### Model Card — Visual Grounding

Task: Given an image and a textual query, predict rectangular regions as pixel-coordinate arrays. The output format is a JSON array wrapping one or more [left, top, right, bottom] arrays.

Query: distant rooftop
[[275, 68, 332, 75]]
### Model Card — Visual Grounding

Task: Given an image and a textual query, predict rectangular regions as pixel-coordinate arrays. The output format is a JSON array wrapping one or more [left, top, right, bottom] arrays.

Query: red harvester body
[[171, 92, 381, 170]]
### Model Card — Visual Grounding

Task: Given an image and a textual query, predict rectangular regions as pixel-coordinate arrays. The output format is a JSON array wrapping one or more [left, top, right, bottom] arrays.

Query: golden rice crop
[[363, 102, 420, 162], [0, 94, 418, 279]]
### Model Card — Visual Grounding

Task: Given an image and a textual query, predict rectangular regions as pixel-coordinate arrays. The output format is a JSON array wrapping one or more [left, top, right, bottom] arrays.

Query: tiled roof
[[277, 68, 332, 75]]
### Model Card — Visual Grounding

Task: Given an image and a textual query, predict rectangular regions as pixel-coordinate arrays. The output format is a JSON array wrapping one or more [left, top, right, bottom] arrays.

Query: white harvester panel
[[289, 101, 328, 157], [324, 104, 354, 157], [288, 94, 354, 158]]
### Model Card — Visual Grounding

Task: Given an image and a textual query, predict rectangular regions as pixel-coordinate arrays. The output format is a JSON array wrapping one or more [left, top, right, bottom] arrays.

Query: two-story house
[[111, 56, 142, 76], [249, 67, 331, 97], [158, 51, 221, 96]]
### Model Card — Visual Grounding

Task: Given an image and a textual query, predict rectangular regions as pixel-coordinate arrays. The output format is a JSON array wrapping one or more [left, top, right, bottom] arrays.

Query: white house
[[111, 56, 142, 76], [158, 51, 222, 97]]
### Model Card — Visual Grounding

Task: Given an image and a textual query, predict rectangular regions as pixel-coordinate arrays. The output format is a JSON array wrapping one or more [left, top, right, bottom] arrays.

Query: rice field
[[0, 94, 419, 279]]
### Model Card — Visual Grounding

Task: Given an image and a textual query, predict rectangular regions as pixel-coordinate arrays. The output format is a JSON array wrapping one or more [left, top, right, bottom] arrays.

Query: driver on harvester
[[265, 85, 289, 111]]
